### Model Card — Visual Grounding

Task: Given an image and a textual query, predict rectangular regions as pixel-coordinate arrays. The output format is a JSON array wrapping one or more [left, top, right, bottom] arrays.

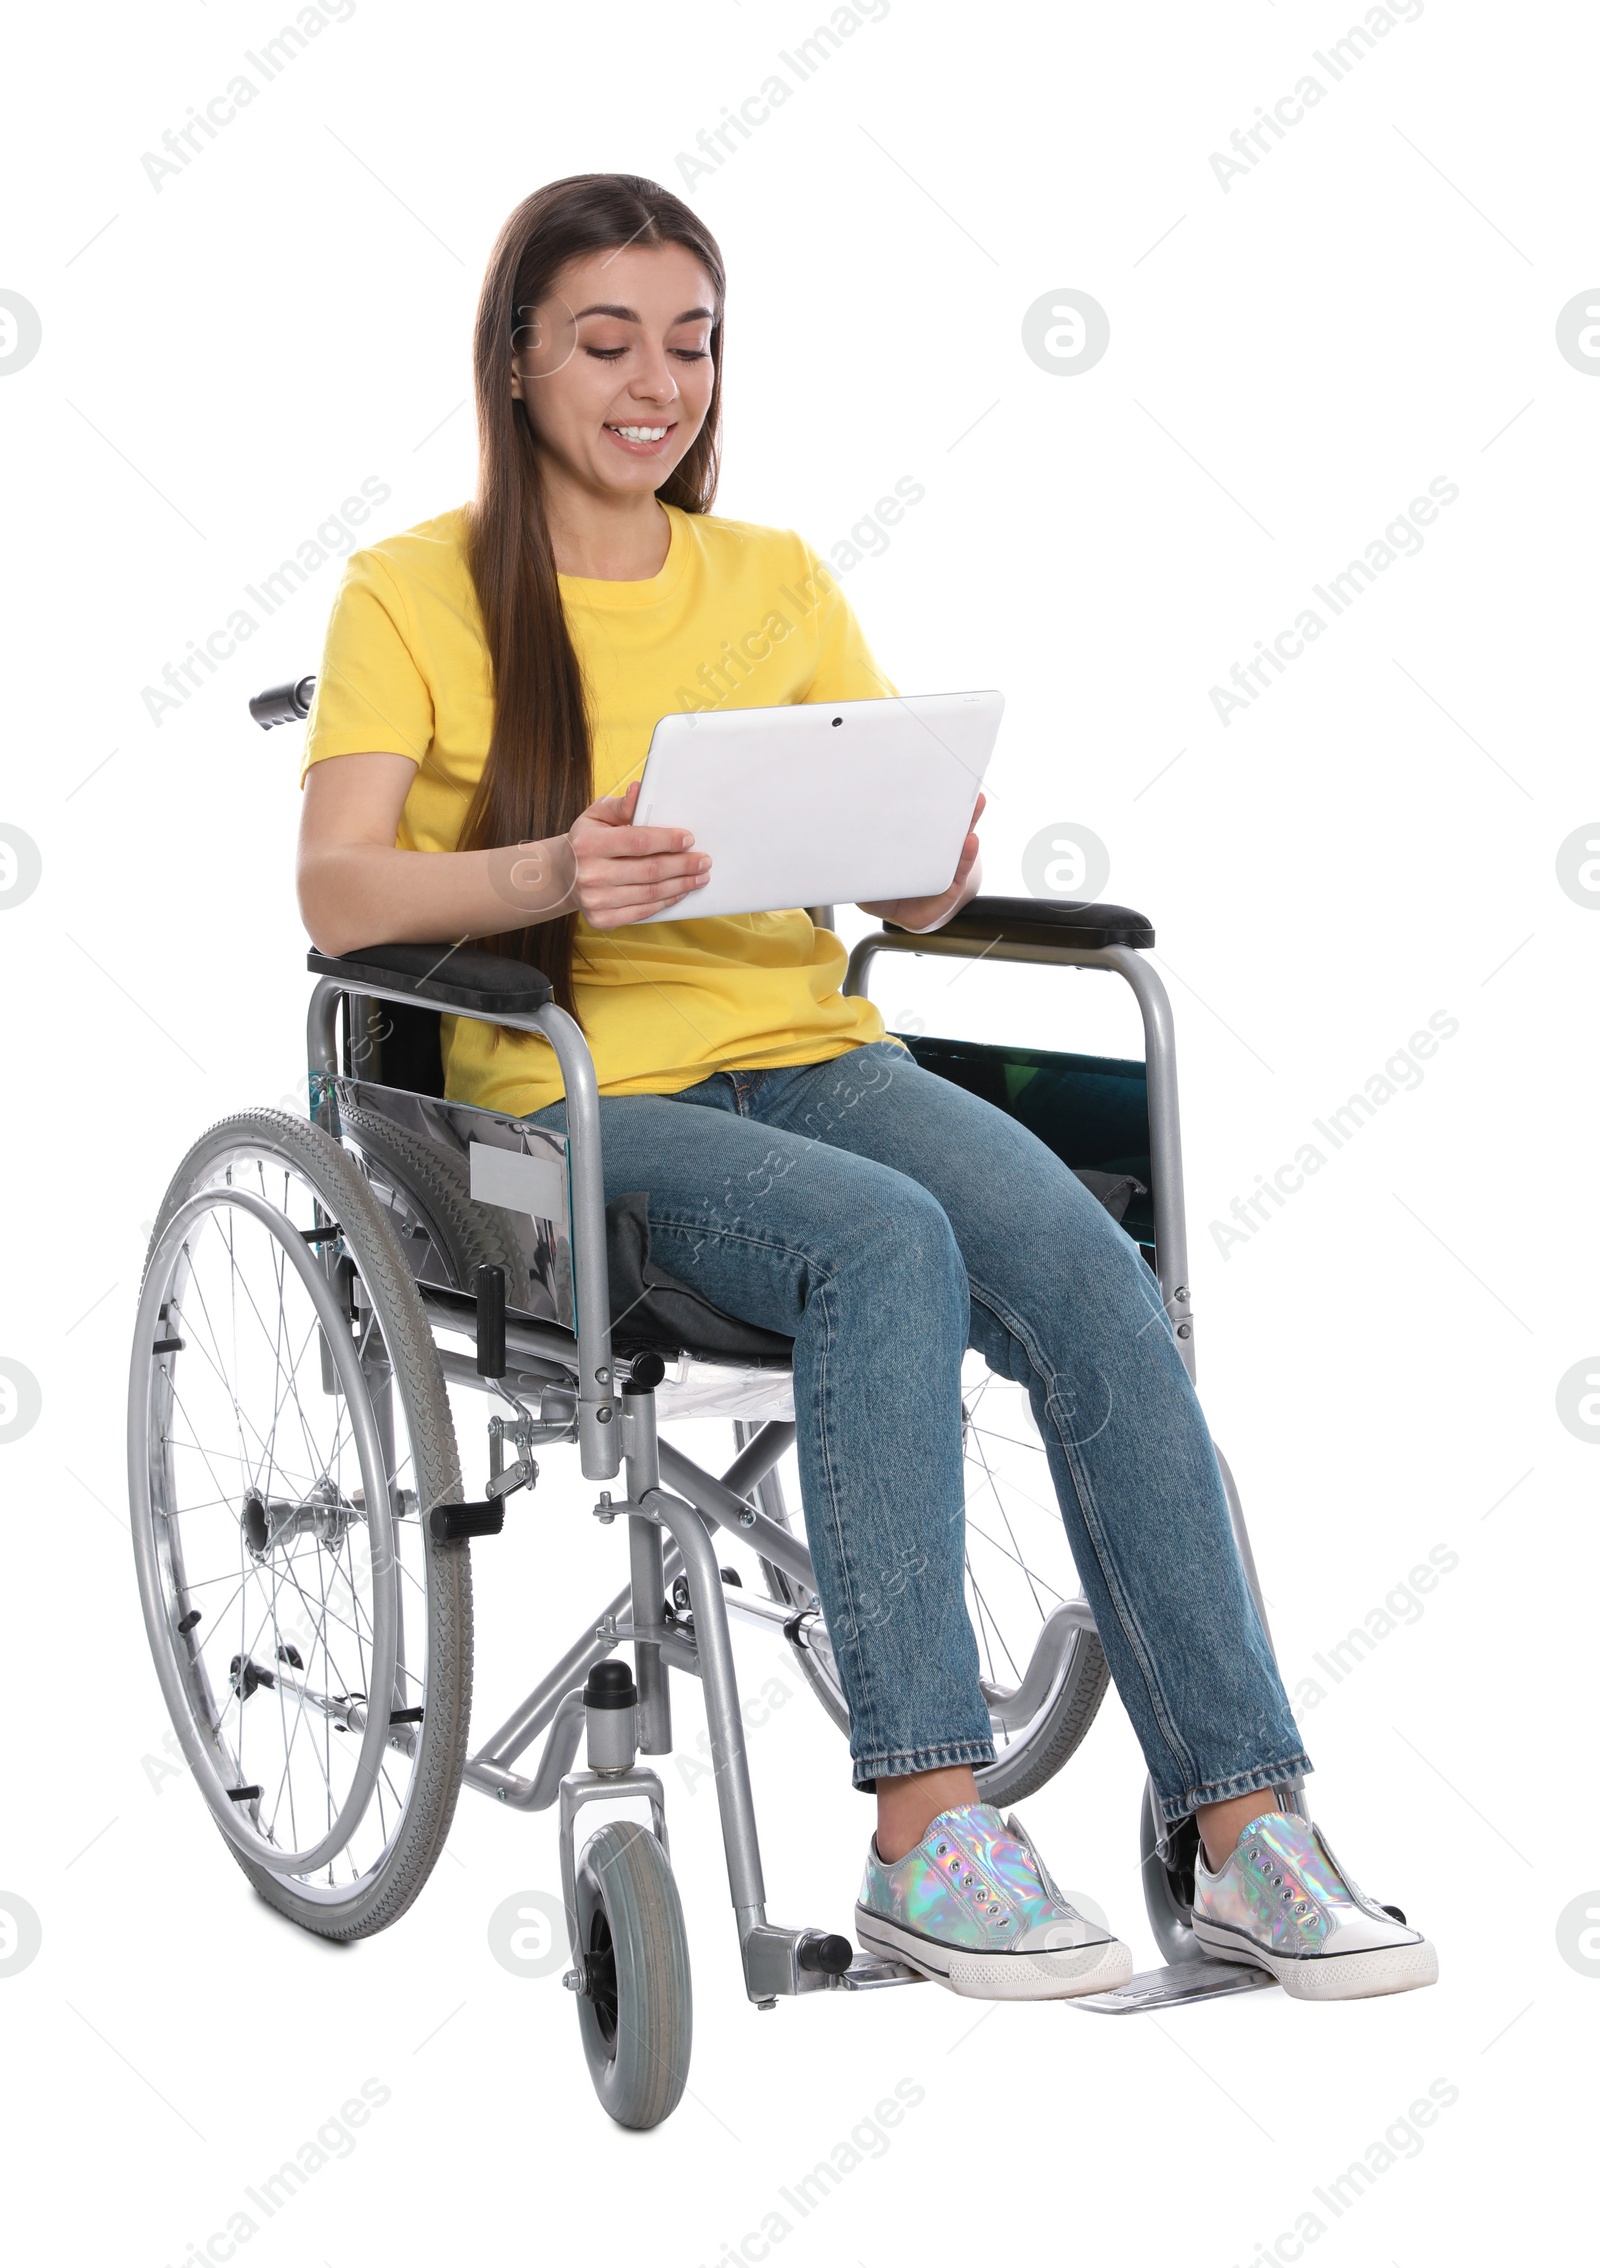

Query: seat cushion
[[605, 1192, 794, 1362]]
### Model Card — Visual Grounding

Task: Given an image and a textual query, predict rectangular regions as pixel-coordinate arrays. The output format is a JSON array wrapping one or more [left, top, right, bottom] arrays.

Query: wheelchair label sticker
[[469, 1141, 567, 1228]]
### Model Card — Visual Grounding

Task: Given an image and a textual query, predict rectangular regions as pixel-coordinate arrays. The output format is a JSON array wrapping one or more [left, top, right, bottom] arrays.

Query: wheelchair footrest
[[1063, 1958, 1278, 2015], [831, 1953, 928, 1991], [428, 1499, 506, 1542]]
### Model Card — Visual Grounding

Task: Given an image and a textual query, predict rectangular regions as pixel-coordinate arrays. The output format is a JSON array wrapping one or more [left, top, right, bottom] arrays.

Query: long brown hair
[[461, 174, 726, 1025]]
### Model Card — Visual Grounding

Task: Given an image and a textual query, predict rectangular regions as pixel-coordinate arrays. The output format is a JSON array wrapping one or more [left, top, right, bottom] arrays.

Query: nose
[[628, 339, 681, 405]]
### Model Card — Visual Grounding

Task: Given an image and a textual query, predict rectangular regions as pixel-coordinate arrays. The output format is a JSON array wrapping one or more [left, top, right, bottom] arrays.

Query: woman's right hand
[[562, 779, 711, 928]]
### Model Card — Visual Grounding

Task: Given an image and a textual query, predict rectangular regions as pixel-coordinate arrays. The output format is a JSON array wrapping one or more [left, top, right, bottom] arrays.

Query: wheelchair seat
[[312, 934, 1154, 1372]]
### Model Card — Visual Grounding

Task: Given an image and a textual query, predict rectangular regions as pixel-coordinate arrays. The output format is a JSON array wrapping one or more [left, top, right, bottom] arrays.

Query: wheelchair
[[127, 674, 1289, 2129]]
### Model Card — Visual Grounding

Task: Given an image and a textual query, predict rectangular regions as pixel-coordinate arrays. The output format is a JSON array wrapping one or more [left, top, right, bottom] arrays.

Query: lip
[[602, 421, 677, 457]]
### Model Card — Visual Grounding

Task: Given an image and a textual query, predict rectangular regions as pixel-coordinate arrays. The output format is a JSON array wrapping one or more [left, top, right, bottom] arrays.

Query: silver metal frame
[[303, 918, 1285, 2016], [842, 931, 1195, 1377]]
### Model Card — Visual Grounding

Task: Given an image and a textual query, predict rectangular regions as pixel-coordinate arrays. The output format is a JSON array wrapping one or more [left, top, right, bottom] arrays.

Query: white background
[[1, 1, 1592, 2261]]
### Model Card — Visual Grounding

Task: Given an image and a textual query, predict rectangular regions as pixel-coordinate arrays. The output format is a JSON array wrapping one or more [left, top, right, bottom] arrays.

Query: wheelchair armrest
[[306, 942, 554, 1016], [885, 893, 1155, 952]]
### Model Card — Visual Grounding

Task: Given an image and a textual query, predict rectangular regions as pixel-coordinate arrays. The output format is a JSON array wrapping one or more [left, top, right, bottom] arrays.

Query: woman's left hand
[[858, 790, 985, 934]]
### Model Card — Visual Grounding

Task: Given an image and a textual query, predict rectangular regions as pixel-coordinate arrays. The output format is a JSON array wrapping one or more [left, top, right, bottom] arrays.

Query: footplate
[[1065, 1959, 1278, 2014], [833, 1953, 927, 1991]]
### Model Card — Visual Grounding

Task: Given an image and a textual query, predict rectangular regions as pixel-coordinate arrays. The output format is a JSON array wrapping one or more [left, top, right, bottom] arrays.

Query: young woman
[[298, 173, 1436, 2004]]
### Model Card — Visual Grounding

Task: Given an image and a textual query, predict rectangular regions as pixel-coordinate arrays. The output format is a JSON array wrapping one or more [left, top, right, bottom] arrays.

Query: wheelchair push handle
[[250, 675, 316, 730]]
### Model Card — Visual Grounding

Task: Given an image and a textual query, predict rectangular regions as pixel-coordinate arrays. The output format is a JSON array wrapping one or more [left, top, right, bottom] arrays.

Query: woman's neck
[[540, 466, 672, 581]]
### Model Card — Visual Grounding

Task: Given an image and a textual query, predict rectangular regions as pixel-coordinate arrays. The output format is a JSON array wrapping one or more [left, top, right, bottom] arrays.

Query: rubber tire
[[573, 1822, 692, 2130], [977, 1634, 1110, 1805], [140, 1108, 474, 1941], [335, 1095, 535, 1311]]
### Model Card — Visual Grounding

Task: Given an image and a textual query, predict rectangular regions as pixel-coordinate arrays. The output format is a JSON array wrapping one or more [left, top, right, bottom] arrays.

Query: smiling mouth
[[604, 421, 676, 452]]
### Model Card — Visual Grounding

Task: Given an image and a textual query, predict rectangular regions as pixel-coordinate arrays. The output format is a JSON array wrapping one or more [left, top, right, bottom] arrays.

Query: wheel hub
[[240, 1478, 355, 1559]]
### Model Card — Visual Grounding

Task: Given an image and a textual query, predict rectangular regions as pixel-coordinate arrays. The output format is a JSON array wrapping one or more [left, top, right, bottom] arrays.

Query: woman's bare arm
[[296, 753, 710, 956]]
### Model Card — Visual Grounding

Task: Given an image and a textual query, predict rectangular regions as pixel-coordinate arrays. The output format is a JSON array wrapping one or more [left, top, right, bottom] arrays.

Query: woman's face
[[510, 240, 717, 497]]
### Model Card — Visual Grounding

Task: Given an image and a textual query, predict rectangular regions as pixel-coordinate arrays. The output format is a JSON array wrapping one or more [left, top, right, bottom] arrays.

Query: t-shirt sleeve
[[299, 548, 434, 786], [794, 537, 899, 703]]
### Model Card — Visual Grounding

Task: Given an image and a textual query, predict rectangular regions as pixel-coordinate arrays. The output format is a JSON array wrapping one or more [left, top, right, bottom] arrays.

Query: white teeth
[[609, 424, 668, 441]]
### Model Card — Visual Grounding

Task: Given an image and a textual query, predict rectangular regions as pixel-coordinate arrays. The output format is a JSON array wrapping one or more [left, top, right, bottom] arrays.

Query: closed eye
[[584, 346, 710, 362]]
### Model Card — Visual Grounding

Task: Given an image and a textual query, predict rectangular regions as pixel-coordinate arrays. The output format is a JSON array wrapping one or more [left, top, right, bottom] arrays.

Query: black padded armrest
[[885, 894, 1155, 952], [306, 942, 554, 1015]]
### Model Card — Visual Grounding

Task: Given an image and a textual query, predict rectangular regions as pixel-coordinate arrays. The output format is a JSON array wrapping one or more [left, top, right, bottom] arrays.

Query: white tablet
[[630, 690, 1004, 923]]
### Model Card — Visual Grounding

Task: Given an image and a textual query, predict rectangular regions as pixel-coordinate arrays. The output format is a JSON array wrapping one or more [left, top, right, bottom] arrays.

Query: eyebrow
[[571, 303, 715, 324]]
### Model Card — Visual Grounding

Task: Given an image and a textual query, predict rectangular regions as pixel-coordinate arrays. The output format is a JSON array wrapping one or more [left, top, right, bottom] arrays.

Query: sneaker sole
[[1191, 1914, 1439, 2001], [855, 1906, 1134, 2002]]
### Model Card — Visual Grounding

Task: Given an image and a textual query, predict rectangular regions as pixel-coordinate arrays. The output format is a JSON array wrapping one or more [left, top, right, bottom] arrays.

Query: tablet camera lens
[[832, 716, 842, 726]]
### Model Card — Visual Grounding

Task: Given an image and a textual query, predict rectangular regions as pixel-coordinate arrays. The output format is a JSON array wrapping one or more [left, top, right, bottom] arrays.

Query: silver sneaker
[[1191, 1811, 1438, 2000], [855, 1801, 1133, 2001]]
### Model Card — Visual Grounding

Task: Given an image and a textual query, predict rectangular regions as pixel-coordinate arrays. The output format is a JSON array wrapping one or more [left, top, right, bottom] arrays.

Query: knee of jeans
[[853, 1179, 967, 1298]]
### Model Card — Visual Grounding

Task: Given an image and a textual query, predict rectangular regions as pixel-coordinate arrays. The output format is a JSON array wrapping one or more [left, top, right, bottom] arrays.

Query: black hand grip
[[428, 1499, 507, 1542], [796, 1931, 855, 1976], [250, 675, 317, 730], [475, 1264, 506, 1380]]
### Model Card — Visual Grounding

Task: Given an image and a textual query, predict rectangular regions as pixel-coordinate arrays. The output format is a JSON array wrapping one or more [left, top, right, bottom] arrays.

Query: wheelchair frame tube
[[622, 1388, 673, 1756], [638, 1481, 768, 1932], [307, 975, 622, 1477], [841, 932, 1197, 1382]]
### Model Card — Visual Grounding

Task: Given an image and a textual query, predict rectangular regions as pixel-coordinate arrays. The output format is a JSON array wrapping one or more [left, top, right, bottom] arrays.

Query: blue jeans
[[527, 1040, 1311, 1824]]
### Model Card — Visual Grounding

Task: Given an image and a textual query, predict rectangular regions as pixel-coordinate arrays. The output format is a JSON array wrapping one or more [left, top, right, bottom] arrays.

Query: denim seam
[[967, 1273, 1203, 1802], [851, 1739, 997, 1786], [1165, 1755, 1315, 1827]]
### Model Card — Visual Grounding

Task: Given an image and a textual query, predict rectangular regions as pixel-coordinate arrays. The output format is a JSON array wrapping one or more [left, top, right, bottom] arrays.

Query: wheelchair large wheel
[[128, 1108, 473, 1938], [572, 1822, 692, 2131], [756, 1357, 1110, 1805], [335, 1094, 536, 1312]]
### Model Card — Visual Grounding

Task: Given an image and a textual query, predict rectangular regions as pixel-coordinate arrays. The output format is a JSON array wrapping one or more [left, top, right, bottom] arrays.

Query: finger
[[582, 778, 647, 822], [582, 865, 709, 905], [577, 794, 634, 827], [586, 883, 709, 928], [594, 831, 706, 864], [584, 867, 711, 911]]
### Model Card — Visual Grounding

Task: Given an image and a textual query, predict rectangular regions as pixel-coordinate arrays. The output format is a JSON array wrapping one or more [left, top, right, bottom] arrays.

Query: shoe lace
[[1254, 1846, 1314, 1921], [934, 1836, 1012, 1925]]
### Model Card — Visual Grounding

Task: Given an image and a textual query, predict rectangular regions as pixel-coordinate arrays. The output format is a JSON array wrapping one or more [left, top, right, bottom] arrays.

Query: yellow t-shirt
[[301, 502, 900, 1117]]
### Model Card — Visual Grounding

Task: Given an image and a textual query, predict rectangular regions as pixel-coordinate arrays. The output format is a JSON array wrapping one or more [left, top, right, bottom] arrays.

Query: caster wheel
[[572, 1821, 692, 2129]]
